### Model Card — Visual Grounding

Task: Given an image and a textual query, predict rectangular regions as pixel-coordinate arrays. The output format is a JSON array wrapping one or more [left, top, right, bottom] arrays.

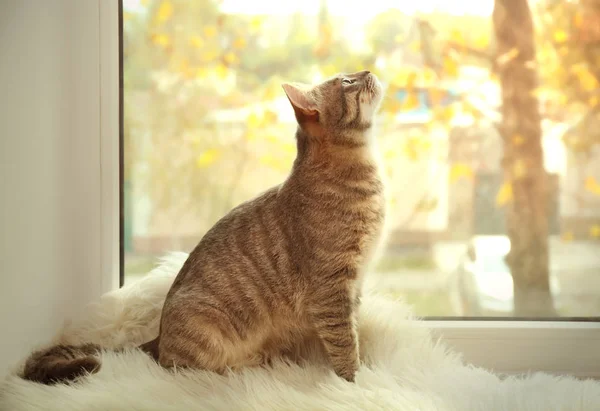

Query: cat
[[21, 70, 386, 385]]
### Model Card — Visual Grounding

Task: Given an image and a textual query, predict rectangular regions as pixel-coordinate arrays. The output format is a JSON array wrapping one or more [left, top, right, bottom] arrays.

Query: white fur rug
[[1, 252, 599, 411]]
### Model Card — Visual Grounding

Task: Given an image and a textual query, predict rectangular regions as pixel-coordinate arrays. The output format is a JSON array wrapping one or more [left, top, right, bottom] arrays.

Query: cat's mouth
[[362, 73, 382, 106]]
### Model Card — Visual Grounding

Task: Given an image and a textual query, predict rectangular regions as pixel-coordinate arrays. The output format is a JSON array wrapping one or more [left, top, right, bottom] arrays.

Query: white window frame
[[98, 0, 600, 379], [100, 0, 121, 293]]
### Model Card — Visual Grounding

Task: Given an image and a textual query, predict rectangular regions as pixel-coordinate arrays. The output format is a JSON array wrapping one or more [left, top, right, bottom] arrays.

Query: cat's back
[[165, 184, 300, 307]]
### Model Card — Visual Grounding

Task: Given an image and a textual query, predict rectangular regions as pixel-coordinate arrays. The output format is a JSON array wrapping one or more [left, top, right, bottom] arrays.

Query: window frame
[[102, 0, 600, 379], [100, 0, 121, 291]]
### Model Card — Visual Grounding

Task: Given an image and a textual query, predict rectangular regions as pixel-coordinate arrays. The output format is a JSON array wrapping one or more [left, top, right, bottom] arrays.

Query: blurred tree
[[125, 0, 551, 248], [416, 18, 441, 71], [365, 9, 411, 55], [493, 0, 556, 316], [126, 0, 369, 236], [314, 0, 334, 59], [124, 0, 265, 233]]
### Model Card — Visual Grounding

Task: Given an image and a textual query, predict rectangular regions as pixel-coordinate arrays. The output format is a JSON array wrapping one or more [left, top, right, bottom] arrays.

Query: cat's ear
[[282, 83, 319, 123]]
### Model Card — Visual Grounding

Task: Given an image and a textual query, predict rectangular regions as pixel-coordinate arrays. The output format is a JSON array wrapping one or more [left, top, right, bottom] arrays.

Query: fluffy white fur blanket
[[1, 252, 599, 411]]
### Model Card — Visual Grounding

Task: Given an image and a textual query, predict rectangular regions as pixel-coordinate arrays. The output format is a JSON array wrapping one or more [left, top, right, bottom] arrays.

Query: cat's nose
[[350, 70, 370, 79]]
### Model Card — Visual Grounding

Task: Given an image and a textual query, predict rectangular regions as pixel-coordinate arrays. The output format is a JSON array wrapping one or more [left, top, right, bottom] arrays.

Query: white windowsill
[[428, 321, 600, 379]]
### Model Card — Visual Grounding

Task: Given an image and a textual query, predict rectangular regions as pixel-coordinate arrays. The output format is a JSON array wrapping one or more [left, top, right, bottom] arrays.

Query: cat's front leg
[[309, 286, 359, 382]]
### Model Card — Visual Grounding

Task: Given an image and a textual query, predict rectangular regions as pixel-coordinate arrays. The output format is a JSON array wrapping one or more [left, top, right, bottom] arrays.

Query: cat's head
[[282, 71, 383, 146]]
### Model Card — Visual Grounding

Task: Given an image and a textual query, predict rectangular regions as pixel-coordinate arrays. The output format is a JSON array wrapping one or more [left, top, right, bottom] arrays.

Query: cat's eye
[[342, 78, 355, 85]]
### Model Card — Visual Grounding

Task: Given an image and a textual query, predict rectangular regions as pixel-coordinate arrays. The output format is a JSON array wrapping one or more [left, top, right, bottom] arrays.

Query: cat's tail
[[20, 337, 160, 385]]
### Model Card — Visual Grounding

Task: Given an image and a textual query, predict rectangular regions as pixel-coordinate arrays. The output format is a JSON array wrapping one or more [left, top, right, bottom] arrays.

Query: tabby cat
[[21, 70, 386, 385]]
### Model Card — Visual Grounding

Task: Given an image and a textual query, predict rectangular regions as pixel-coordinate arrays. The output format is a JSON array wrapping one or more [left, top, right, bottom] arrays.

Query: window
[[120, 0, 600, 324]]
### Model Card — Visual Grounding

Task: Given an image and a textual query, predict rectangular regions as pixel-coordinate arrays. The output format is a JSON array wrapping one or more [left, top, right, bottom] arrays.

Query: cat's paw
[[334, 360, 358, 382], [337, 368, 356, 383]]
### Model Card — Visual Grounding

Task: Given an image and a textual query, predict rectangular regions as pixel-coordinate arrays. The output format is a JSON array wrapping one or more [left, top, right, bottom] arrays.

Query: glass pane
[[122, 0, 600, 319]]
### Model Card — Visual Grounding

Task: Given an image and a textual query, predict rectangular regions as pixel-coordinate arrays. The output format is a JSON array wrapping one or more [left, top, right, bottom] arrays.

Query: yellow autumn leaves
[[246, 110, 278, 131], [584, 176, 600, 195], [570, 64, 599, 93], [562, 223, 600, 242], [447, 163, 512, 208], [389, 68, 438, 91], [401, 135, 432, 161], [441, 162, 515, 208], [248, 111, 296, 172], [490, 176, 600, 219], [449, 163, 474, 183], [448, 29, 490, 50], [151, 33, 170, 47], [155, 1, 172, 24], [495, 181, 513, 206], [146, 0, 255, 82], [194, 109, 283, 168], [553, 30, 568, 43], [139, 0, 600, 233], [195, 148, 221, 168]]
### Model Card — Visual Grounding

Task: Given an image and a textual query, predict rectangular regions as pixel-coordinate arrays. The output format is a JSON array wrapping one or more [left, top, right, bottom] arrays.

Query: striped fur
[[20, 71, 386, 384], [21, 344, 101, 385], [157, 71, 386, 382]]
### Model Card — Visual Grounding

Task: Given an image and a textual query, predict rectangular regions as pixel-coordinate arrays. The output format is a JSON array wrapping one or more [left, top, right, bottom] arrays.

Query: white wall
[[0, 0, 119, 376]]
